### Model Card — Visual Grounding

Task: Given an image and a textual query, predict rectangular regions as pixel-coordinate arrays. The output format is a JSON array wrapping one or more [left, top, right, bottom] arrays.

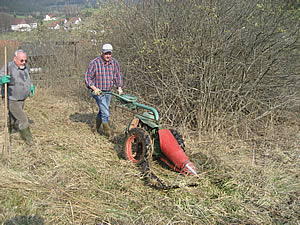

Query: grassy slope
[[0, 87, 299, 224]]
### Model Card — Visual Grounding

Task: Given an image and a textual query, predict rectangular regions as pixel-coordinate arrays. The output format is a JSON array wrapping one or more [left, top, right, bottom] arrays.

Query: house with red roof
[[11, 18, 37, 32], [49, 21, 60, 30], [64, 17, 82, 29], [48, 18, 67, 30], [44, 14, 56, 21], [70, 17, 81, 25]]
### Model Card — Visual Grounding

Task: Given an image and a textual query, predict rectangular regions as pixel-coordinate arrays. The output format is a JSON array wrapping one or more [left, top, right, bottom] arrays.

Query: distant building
[[64, 17, 82, 29], [11, 18, 37, 32], [49, 21, 60, 30], [48, 19, 67, 30], [43, 14, 56, 21], [69, 17, 81, 25]]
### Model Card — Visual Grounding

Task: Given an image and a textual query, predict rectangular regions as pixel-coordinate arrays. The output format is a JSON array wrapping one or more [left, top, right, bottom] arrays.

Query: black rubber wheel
[[124, 128, 152, 163], [169, 129, 185, 152]]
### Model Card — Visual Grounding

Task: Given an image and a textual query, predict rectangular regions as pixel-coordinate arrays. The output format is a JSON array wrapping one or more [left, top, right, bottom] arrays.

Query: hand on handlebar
[[118, 87, 123, 95], [93, 88, 101, 95]]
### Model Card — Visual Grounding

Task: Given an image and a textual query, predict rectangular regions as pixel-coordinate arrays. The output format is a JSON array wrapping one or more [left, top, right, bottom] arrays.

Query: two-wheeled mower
[[111, 92, 198, 182]]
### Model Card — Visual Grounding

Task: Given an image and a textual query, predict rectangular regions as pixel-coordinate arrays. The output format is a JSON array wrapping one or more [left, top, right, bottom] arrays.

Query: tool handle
[[4, 47, 9, 155], [111, 92, 160, 121]]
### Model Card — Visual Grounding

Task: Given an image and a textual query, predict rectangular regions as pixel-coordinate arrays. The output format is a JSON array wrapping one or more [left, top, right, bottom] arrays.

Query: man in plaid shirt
[[85, 43, 123, 138]]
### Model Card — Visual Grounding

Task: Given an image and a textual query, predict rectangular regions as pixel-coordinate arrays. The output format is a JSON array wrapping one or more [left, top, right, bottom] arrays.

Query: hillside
[[0, 0, 98, 14], [0, 85, 299, 224]]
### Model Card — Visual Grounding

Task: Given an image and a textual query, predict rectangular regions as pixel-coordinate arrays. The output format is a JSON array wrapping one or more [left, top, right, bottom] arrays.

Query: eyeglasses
[[20, 59, 27, 63]]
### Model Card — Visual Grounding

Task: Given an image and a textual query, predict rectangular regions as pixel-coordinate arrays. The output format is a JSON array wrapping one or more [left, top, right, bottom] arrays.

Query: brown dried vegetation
[[0, 0, 299, 224]]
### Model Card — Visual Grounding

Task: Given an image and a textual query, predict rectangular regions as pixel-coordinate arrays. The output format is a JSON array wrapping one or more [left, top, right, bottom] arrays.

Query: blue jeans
[[91, 91, 111, 124]]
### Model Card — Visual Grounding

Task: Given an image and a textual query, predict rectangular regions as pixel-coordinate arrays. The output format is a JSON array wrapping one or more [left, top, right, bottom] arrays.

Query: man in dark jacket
[[0, 49, 35, 144]]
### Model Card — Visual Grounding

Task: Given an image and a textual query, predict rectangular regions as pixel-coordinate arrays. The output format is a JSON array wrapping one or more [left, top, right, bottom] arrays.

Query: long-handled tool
[[111, 92, 198, 189], [3, 47, 10, 156]]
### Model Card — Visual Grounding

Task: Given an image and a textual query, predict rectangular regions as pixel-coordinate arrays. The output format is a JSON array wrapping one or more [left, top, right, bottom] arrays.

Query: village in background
[[0, 0, 94, 32], [0, 0, 106, 76], [9, 14, 82, 32], [0, 11, 85, 74]]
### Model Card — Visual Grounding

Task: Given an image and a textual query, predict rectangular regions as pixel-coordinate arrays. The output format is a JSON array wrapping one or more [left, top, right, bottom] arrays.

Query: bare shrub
[[98, 0, 299, 138], [22, 26, 100, 100], [24, 0, 299, 139]]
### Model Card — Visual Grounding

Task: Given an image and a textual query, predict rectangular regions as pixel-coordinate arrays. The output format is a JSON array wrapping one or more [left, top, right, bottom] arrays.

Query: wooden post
[[3, 47, 9, 156]]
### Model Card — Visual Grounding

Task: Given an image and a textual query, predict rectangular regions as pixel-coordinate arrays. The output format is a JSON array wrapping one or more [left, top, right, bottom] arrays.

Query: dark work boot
[[8, 117, 18, 134], [19, 127, 34, 145], [108, 121, 117, 136], [102, 122, 111, 138], [93, 117, 102, 133], [8, 122, 18, 134]]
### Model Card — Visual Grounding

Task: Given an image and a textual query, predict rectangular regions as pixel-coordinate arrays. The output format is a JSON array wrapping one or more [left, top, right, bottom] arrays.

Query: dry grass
[[0, 86, 299, 224]]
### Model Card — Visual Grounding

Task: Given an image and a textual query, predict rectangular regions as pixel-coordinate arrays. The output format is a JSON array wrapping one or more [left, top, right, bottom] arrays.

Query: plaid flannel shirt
[[85, 56, 123, 91]]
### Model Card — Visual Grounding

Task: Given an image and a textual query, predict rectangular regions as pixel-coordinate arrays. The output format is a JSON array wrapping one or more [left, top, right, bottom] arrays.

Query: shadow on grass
[[69, 112, 95, 128], [112, 133, 126, 160], [4, 215, 44, 225], [69, 112, 127, 159]]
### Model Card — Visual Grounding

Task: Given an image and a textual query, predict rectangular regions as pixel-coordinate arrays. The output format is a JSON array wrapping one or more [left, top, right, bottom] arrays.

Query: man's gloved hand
[[30, 85, 35, 97], [0, 75, 11, 85], [93, 88, 101, 96], [118, 87, 123, 95]]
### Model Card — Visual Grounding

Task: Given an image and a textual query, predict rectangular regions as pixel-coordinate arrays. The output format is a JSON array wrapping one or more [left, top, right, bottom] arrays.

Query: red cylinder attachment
[[158, 129, 198, 175]]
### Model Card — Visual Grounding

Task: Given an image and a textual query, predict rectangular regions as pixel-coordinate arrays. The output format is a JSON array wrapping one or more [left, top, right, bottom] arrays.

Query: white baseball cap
[[102, 43, 113, 53]]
